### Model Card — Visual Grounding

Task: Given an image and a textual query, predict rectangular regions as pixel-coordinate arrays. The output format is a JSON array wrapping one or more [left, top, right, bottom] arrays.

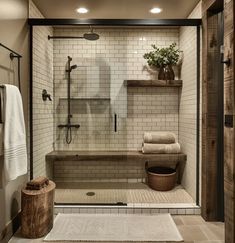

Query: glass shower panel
[[54, 61, 128, 205], [69, 64, 112, 151]]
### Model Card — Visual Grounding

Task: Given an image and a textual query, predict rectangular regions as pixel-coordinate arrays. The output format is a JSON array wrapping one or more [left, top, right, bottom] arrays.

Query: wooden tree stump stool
[[21, 177, 56, 238]]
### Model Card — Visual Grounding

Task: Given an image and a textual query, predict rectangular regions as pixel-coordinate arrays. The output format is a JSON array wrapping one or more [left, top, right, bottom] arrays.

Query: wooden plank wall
[[202, 0, 235, 241], [202, 0, 220, 221], [224, 0, 235, 242]]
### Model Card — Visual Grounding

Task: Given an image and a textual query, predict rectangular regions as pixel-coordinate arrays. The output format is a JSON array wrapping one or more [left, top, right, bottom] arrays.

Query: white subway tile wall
[[54, 159, 145, 183], [30, 0, 54, 178], [53, 155, 182, 183], [179, 2, 202, 200], [53, 28, 180, 151]]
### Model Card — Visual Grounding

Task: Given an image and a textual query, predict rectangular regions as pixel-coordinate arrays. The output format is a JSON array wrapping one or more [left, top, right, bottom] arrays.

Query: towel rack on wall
[[0, 43, 22, 92]]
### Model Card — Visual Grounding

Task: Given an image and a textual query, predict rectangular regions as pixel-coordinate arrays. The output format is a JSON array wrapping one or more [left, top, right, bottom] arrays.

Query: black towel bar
[[0, 43, 22, 58], [0, 43, 22, 92]]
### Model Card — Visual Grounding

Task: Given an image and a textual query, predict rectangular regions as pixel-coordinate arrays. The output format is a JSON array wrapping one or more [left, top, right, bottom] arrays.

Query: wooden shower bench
[[46, 151, 187, 183]]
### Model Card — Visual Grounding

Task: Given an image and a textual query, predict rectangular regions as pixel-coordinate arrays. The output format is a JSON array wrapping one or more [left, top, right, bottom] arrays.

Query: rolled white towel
[[142, 143, 181, 154], [143, 132, 176, 144]]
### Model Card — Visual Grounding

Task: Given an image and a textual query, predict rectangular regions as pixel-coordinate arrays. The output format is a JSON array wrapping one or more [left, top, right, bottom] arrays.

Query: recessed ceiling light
[[150, 7, 162, 14], [76, 7, 89, 14]]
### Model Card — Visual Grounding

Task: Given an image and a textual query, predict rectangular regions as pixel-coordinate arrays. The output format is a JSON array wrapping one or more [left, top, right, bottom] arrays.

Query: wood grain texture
[[21, 181, 55, 239], [47, 151, 187, 184], [224, 0, 235, 242], [202, 0, 216, 14], [201, 3, 220, 220], [202, 0, 235, 240], [124, 80, 183, 87], [46, 150, 187, 162]]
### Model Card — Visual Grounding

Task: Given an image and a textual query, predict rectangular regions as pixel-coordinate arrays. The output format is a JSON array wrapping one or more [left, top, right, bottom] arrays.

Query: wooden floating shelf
[[124, 80, 183, 87]]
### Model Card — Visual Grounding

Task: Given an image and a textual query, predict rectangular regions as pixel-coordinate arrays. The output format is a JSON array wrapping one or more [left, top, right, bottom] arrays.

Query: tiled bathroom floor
[[55, 182, 195, 205], [9, 215, 224, 243]]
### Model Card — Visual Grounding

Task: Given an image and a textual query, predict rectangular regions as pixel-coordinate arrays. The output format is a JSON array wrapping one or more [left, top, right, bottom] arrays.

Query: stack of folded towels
[[142, 132, 181, 154]]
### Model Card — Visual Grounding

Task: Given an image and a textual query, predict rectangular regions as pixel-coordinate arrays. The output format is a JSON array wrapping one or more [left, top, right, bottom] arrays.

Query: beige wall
[[0, 0, 29, 242]]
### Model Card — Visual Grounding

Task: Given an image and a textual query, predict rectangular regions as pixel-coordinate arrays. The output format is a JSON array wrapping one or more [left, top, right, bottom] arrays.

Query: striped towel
[[3, 84, 27, 181]]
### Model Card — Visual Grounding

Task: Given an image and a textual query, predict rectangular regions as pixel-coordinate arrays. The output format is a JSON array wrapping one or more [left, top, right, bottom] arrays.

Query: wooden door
[[224, 0, 235, 242]]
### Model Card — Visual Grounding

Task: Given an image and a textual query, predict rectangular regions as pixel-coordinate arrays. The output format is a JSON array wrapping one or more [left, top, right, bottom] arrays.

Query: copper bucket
[[145, 163, 176, 191]]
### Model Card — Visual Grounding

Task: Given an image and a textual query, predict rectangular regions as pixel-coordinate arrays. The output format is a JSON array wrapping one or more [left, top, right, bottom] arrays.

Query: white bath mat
[[44, 213, 183, 242]]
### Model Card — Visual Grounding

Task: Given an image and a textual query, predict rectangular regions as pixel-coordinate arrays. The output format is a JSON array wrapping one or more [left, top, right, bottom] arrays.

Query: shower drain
[[86, 192, 95, 196]]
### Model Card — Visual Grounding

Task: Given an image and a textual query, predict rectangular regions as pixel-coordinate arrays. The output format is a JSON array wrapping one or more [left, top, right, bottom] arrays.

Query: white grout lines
[[54, 204, 201, 215]]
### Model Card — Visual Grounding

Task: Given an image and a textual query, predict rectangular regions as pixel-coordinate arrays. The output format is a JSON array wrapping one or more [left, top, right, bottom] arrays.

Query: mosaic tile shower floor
[[55, 182, 195, 206]]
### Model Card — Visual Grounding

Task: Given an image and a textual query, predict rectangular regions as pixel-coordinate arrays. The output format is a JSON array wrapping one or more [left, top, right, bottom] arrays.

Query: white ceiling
[[32, 0, 201, 19]]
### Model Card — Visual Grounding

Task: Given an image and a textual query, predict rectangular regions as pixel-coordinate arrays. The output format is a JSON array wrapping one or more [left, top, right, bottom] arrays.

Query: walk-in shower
[[58, 56, 80, 144], [31, 17, 201, 209]]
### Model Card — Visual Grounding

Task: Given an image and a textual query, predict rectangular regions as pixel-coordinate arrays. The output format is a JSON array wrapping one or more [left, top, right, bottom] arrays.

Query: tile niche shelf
[[124, 79, 182, 87]]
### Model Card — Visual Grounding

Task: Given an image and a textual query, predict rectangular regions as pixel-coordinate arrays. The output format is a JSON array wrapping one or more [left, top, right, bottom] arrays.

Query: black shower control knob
[[42, 89, 52, 101]]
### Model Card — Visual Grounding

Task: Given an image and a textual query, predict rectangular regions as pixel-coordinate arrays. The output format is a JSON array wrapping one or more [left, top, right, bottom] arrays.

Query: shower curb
[[54, 205, 201, 215]]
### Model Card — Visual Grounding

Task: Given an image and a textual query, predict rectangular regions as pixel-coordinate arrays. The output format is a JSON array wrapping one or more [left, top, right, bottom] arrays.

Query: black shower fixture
[[58, 56, 80, 144], [42, 89, 52, 101], [48, 26, 100, 41], [69, 65, 78, 71]]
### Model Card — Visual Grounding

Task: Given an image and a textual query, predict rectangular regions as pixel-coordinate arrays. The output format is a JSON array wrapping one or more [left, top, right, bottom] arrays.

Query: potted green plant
[[143, 43, 180, 80]]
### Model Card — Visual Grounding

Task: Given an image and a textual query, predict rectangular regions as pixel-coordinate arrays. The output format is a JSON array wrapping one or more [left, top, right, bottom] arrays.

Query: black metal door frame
[[28, 18, 201, 205]]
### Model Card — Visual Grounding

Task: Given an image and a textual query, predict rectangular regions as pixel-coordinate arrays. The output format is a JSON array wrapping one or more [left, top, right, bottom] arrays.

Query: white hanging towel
[[3, 84, 27, 181], [0, 88, 4, 155]]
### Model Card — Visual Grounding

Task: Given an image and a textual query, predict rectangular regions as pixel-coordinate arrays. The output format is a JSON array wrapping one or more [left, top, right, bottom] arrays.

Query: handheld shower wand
[[58, 56, 80, 144]]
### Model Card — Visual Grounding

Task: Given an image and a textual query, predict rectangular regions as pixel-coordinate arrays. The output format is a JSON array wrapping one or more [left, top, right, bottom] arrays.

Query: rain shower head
[[48, 26, 100, 41], [83, 27, 99, 41]]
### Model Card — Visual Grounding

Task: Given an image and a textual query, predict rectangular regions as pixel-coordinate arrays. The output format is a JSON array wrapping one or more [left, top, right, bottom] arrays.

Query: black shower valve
[[42, 89, 52, 101]]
